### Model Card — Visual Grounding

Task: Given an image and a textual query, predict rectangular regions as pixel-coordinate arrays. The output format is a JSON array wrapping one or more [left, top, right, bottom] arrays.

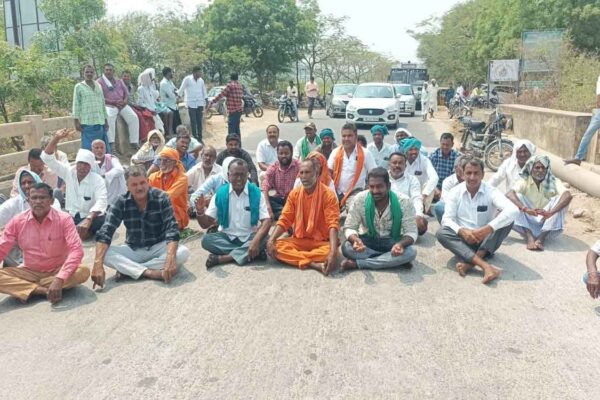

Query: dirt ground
[[202, 108, 279, 149]]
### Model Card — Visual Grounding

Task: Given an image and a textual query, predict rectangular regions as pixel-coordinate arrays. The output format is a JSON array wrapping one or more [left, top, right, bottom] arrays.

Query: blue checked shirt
[[429, 148, 460, 189], [96, 187, 180, 249]]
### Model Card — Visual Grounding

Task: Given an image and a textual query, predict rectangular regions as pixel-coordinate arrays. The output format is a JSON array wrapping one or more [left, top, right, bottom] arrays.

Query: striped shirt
[[72, 81, 108, 125], [261, 160, 300, 199], [429, 148, 460, 189]]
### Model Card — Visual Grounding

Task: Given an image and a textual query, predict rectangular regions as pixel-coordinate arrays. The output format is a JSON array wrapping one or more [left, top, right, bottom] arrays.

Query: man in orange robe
[[267, 159, 340, 275], [148, 148, 189, 230]]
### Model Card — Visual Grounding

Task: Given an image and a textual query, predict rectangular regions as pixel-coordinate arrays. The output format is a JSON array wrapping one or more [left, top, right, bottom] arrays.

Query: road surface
[[1, 110, 599, 400]]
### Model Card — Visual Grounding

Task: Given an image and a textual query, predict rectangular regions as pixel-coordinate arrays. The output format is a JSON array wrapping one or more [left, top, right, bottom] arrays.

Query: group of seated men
[[1, 119, 597, 305]]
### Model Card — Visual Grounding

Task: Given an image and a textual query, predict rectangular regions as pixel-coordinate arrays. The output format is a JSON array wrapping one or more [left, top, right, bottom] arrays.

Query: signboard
[[521, 30, 564, 73], [3, 0, 55, 49], [489, 60, 520, 82]]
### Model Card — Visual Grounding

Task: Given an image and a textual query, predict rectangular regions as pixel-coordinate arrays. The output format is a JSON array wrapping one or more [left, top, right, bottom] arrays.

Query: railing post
[[22, 115, 44, 149]]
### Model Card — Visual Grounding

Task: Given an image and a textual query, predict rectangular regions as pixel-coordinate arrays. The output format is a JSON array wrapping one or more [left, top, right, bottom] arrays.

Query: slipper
[[206, 254, 219, 269]]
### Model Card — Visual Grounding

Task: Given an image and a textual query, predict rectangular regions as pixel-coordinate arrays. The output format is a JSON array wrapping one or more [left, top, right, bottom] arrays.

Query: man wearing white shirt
[[286, 80, 299, 121], [159, 67, 179, 137], [436, 157, 518, 284], [256, 125, 280, 180], [401, 137, 438, 214], [304, 76, 319, 119], [91, 139, 127, 204], [328, 123, 377, 208], [367, 125, 394, 169], [433, 155, 467, 224], [196, 159, 271, 268], [178, 66, 207, 142], [293, 122, 321, 161], [41, 129, 108, 241], [186, 145, 222, 192], [565, 74, 600, 165], [388, 152, 427, 235]]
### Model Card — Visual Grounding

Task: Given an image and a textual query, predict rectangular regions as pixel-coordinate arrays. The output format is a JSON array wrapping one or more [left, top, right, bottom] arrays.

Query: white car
[[393, 84, 416, 117], [345, 83, 401, 128]]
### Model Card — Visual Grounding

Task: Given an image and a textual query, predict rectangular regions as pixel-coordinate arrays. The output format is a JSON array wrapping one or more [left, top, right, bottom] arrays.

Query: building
[[3, 0, 54, 49]]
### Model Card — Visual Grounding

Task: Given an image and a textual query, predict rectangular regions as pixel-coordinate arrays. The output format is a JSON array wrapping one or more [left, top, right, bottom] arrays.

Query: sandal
[[206, 254, 219, 269]]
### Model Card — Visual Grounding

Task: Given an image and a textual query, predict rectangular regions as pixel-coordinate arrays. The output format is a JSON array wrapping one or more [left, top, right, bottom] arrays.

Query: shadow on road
[[0, 285, 98, 314], [444, 253, 543, 284], [95, 265, 197, 293]]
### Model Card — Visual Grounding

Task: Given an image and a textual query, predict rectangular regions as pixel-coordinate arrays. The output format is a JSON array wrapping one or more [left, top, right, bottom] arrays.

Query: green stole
[[365, 191, 403, 241]]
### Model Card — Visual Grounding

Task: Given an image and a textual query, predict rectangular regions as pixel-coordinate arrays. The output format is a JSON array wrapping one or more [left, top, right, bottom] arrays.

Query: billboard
[[521, 30, 565, 73], [489, 60, 520, 82]]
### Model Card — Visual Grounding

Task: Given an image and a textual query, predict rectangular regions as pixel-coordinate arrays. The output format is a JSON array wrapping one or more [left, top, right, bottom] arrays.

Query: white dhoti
[[106, 105, 140, 144], [513, 194, 566, 239]]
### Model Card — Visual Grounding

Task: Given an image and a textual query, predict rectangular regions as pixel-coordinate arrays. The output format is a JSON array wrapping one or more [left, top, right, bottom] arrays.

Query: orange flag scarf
[[333, 145, 365, 207], [294, 181, 326, 239]]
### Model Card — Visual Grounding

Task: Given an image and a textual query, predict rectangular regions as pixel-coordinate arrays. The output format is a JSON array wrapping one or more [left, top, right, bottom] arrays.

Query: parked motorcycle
[[205, 98, 227, 120], [459, 109, 513, 171], [448, 95, 472, 119], [278, 95, 297, 122], [243, 94, 264, 118]]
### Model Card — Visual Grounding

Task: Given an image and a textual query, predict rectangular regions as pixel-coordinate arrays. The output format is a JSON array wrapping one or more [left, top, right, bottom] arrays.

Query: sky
[[105, 0, 465, 62]]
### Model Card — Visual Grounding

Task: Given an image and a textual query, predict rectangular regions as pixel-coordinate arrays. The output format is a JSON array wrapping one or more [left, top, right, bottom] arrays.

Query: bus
[[388, 63, 429, 108]]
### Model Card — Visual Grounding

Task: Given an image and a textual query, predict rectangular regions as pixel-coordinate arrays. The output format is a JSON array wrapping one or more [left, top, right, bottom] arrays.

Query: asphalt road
[[1, 109, 599, 399]]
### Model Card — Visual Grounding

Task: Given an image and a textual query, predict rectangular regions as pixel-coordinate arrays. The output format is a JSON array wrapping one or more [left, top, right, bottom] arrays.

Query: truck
[[388, 62, 429, 109]]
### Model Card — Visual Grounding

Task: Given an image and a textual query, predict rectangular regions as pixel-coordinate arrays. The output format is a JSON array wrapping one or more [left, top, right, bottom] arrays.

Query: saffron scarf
[[294, 181, 326, 239], [301, 135, 322, 159], [306, 151, 331, 187], [365, 191, 403, 241], [215, 182, 261, 229], [333, 145, 365, 207]]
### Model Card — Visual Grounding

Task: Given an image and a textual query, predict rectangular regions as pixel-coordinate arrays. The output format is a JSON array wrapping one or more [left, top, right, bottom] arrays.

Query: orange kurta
[[148, 171, 189, 230], [275, 183, 340, 268]]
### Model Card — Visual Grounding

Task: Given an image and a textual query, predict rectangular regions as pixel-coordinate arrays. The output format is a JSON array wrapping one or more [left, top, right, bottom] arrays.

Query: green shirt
[[72, 81, 107, 126]]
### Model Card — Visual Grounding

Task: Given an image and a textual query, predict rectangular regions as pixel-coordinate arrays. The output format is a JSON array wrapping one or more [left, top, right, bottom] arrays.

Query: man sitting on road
[[92, 165, 190, 286], [131, 129, 165, 170], [216, 134, 259, 184], [489, 139, 536, 192], [436, 157, 518, 284], [401, 137, 438, 215], [341, 168, 417, 271], [429, 132, 460, 199], [583, 240, 600, 300], [293, 122, 321, 161], [10, 149, 58, 198], [367, 125, 394, 169], [148, 130, 197, 175], [165, 125, 203, 159], [433, 155, 467, 224], [91, 139, 127, 204], [0, 170, 61, 267], [267, 159, 339, 275], [261, 141, 300, 221], [148, 148, 189, 230], [388, 152, 428, 236], [0, 183, 89, 304], [316, 128, 337, 161], [506, 155, 572, 251], [256, 124, 280, 181], [197, 159, 271, 268], [41, 129, 108, 241], [395, 128, 428, 156], [186, 145, 221, 192], [328, 123, 377, 208]]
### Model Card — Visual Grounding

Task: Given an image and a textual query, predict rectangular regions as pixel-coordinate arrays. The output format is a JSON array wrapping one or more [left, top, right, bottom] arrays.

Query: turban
[[399, 137, 422, 153], [75, 149, 96, 167], [370, 125, 389, 136], [519, 155, 557, 195], [319, 128, 335, 140], [159, 147, 185, 174]]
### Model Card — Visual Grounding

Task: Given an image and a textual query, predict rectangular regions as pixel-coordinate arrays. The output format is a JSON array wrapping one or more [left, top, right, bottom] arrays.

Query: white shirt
[[367, 142, 394, 169], [488, 158, 522, 192], [286, 86, 298, 99], [442, 181, 518, 234], [390, 173, 423, 215], [457, 86, 465, 98], [441, 173, 460, 202], [405, 154, 439, 196], [293, 136, 320, 160], [96, 156, 127, 205], [137, 86, 159, 111], [41, 151, 108, 218], [0, 196, 61, 228], [592, 240, 600, 256], [205, 182, 269, 242], [186, 163, 222, 191], [327, 146, 377, 194], [159, 78, 178, 110], [179, 75, 208, 108], [256, 138, 279, 165], [305, 82, 318, 98]]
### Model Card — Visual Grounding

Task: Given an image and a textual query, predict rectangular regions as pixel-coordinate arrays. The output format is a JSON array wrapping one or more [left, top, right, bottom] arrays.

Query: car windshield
[[394, 85, 413, 95], [208, 87, 224, 97], [353, 85, 393, 99], [333, 84, 357, 95]]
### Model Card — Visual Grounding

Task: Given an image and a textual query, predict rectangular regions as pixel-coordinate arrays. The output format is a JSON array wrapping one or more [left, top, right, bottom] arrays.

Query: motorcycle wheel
[[484, 139, 513, 172], [277, 108, 285, 123], [205, 108, 214, 120], [253, 106, 264, 118]]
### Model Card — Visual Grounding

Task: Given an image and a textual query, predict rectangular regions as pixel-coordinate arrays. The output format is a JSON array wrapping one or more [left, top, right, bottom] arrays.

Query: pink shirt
[[0, 208, 84, 280], [97, 78, 129, 107]]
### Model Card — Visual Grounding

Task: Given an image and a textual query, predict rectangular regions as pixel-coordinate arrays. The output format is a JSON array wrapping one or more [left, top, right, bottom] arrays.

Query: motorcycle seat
[[469, 120, 486, 130]]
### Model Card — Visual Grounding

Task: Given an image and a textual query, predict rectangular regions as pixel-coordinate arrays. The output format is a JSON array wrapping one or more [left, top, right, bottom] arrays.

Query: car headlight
[[347, 105, 357, 112], [332, 99, 344, 106], [386, 106, 397, 112]]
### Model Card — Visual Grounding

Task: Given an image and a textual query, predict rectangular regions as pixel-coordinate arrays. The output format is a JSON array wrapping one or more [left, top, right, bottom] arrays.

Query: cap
[[304, 122, 316, 130]]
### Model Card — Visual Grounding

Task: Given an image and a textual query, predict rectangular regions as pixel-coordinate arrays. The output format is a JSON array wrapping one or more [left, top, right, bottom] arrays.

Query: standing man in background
[[305, 76, 319, 119], [565, 73, 600, 166], [287, 80, 299, 122], [179, 66, 207, 143], [160, 67, 179, 138], [72, 64, 109, 152], [208, 73, 244, 140]]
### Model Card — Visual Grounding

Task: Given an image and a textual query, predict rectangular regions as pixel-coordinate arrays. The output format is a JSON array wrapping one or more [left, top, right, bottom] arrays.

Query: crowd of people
[[0, 64, 598, 306]]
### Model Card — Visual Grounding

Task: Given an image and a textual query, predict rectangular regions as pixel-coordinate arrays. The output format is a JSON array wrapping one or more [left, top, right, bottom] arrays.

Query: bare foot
[[340, 259, 358, 272], [482, 265, 502, 284], [534, 240, 545, 251], [526, 239, 539, 251], [563, 158, 581, 166], [30, 286, 49, 299], [142, 269, 164, 281], [307, 262, 326, 274], [456, 262, 474, 277], [114, 271, 124, 281]]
